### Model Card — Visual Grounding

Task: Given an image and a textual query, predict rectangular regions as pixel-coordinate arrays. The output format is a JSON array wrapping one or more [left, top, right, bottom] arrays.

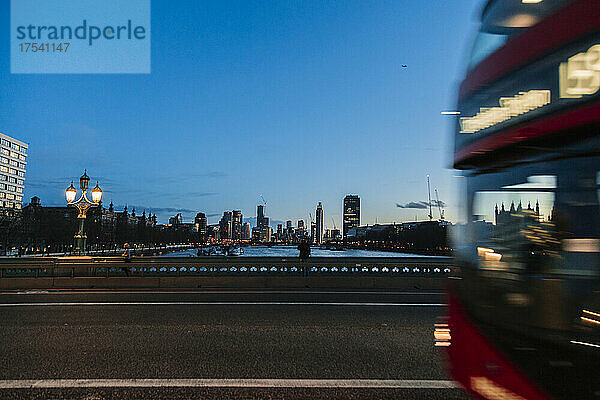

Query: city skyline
[[21, 177, 448, 228], [0, 0, 481, 225], [18, 164, 446, 228]]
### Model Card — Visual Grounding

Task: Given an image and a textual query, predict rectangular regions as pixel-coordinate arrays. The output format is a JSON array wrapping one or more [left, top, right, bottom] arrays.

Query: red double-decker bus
[[445, 0, 600, 398]]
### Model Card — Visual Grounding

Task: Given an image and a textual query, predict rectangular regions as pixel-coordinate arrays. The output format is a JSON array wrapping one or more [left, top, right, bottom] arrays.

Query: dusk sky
[[1, 0, 481, 226]]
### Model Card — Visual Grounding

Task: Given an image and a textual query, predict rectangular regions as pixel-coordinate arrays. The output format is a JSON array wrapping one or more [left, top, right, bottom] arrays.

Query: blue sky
[[0, 0, 481, 226]]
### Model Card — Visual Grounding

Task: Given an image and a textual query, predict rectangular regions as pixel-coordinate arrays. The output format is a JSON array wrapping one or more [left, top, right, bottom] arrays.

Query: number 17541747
[[18, 42, 70, 53]]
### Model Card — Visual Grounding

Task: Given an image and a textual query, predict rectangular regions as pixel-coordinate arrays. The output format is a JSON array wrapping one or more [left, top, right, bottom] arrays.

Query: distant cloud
[[197, 171, 228, 178], [26, 180, 68, 189], [171, 171, 228, 183], [433, 200, 446, 208], [183, 192, 218, 197], [27, 175, 123, 191], [396, 200, 445, 209]]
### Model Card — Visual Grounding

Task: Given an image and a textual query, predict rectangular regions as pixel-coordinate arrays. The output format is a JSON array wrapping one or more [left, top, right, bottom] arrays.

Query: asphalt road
[[0, 288, 469, 399]]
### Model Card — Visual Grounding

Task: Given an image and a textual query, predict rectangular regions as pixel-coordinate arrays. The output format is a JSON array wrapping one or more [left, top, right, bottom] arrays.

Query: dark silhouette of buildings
[[9, 197, 209, 254], [346, 220, 450, 255]]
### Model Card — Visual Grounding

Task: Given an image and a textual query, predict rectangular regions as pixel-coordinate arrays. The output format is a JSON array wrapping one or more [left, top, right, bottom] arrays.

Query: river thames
[[163, 245, 437, 258]]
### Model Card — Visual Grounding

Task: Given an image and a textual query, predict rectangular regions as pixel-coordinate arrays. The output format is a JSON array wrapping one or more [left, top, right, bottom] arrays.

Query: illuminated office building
[[343, 195, 360, 238], [195, 212, 207, 236], [232, 210, 243, 239], [0, 132, 27, 211]]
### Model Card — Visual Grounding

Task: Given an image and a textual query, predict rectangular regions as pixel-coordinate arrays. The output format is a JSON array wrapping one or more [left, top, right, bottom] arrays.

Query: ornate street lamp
[[66, 170, 102, 255]]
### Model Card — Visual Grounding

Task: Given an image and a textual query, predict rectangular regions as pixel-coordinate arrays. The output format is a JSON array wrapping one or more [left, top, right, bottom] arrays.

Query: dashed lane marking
[[0, 379, 458, 389]]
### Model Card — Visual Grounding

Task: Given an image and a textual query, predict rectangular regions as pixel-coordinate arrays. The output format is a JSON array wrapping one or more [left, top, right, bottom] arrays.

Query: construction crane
[[259, 194, 267, 207], [435, 188, 445, 220], [427, 174, 433, 221]]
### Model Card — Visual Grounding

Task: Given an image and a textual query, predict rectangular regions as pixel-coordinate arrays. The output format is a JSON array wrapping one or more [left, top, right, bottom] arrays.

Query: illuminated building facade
[[343, 195, 360, 238], [195, 212, 207, 236], [232, 210, 243, 239], [0, 132, 27, 211]]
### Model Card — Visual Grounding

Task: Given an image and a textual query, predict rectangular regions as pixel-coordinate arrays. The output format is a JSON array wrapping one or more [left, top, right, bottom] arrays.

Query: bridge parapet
[[0, 256, 454, 279]]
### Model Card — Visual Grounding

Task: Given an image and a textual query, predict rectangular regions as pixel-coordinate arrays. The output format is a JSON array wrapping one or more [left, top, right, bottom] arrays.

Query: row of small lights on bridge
[[4, 266, 452, 274]]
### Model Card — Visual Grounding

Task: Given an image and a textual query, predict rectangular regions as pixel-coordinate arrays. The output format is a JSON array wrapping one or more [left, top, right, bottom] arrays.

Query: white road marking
[[0, 378, 458, 389], [570, 340, 600, 348], [2, 290, 444, 295], [0, 301, 446, 307]]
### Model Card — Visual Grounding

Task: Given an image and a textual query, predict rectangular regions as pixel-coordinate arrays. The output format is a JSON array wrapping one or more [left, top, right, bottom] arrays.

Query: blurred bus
[[445, 0, 600, 399]]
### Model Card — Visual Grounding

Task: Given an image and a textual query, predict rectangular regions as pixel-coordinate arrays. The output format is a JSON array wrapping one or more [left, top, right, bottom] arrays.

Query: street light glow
[[92, 182, 103, 203], [66, 181, 77, 202], [66, 171, 103, 255]]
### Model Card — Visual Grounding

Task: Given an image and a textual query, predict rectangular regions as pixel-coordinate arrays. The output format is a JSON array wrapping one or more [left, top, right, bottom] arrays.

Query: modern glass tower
[[315, 202, 324, 244], [343, 195, 360, 238], [257, 205, 265, 227]]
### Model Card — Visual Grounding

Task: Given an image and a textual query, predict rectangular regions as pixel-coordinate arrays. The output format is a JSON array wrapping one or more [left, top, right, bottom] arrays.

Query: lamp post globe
[[80, 169, 90, 191], [92, 182, 103, 204], [66, 181, 77, 203]]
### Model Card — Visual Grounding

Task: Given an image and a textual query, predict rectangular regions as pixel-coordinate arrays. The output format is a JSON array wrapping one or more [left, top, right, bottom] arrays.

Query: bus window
[[472, 175, 557, 273]]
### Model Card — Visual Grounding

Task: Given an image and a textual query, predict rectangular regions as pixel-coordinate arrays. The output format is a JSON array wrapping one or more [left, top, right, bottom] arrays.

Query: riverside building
[[343, 195, 360, 238], [0, 132, 27, 211]]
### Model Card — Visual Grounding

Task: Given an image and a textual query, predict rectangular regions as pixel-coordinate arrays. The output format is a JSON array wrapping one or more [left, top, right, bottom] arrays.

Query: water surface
[[163, 245, 435, 258]]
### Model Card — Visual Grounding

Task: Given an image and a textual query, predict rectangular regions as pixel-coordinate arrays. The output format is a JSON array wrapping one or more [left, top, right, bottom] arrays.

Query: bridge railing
[[0, 256, 453, 278]]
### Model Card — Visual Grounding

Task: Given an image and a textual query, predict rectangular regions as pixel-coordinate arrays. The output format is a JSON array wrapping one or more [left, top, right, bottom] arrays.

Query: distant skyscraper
[[242, 222, 251, 240], [255, 205, 271, 242], [257, 205, 265, 228], [276, 223, 283, 240], [232, 210, 242, 239], [219, 211, 233, 239], [315, 202, 324, 244], [195, 212, 207, 236], [0, 132, 27, 211], [251, 226, 262, 241], [343, 195, 360, 238], [296, 219, 306, 240]]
